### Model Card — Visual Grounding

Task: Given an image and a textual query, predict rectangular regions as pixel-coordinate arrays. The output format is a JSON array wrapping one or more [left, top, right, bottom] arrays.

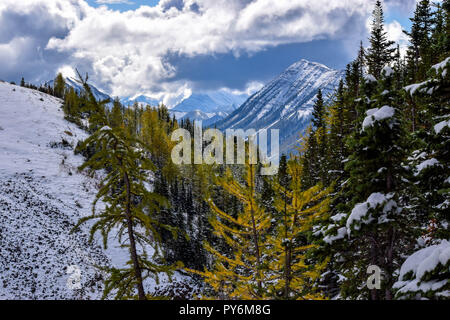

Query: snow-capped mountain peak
[[215, 59, 344, 154]]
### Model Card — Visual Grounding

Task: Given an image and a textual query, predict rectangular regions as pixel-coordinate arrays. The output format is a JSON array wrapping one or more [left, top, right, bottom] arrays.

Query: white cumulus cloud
[[1, 0, 382, 103]]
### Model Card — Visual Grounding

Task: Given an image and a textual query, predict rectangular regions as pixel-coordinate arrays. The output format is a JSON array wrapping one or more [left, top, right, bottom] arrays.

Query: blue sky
[[0, 0, 419, 105], [86, 0, 160, 11]]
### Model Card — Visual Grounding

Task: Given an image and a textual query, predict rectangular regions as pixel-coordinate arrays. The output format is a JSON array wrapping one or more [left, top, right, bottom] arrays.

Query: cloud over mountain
[[0, 0, 408, 104]]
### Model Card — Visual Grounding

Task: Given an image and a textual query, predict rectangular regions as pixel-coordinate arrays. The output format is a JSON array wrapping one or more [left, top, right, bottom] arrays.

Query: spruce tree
[[54, 72, 66, 99], [404, 0, 433, 81], [404, 57, 450, 243], [327, 80, 349, 178], [444, 0, 450, 55], [301, 127, 319, 189], [109, 97, 124, 129], [366, 1, 395, 79], [303, 89, 329, 186], [341, 65, 414, 299], [397, 58, 449, 301], [63, 87, 81, 125], [312, 89, 325, 130], [357, 41, 366, 78]]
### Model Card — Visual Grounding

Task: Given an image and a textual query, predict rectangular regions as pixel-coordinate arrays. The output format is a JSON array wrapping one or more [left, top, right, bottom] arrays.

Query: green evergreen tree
[[340, 65, 414, 299], [405, 57, 450, 242], [54, 73, 66, 99], [444, 0, 450, 54], [63, 87, 81, 124], [312, 89, 325, 130], [404, 0, 433, 81], [109, 97, 124, 129], [366, 1, 396, 79], [75, 70, 109, 133]]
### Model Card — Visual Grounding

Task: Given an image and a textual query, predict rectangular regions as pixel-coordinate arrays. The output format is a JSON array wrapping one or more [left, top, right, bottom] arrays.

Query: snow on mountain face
[[181, 110, 213, 121], [172, 109, 231, 127], [203, 111, 231, 127], [168, 90, 246, 127], [0, 81, 188, 299], [121, 95, 160, 107], [215, 59, 344, 155], [172, 90, 248, 114]]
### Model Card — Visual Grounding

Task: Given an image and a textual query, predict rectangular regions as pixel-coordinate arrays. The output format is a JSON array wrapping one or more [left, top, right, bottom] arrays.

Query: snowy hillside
[[215, 59, 344, 154], [0, 81, 190, 299]]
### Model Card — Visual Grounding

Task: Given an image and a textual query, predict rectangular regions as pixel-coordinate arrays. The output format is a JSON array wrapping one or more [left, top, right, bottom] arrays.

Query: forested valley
[[13, 0, 449, 300]]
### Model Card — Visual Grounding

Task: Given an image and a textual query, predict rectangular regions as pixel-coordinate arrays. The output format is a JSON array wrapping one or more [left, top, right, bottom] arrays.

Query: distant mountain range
[[215, 59, 344, 155], [47, 59, 343, 154], [119, 90, 248, 125], [172, 91, 248, 113], [121, 95, 160, 107], [169, 90, 248, 125], [48, 76, 247, 125]]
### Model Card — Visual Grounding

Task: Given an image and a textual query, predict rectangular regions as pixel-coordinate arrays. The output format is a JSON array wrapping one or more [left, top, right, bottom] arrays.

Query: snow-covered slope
[[215, 59, 344, 154], [0, 81, 110, 299], [0, 81, 190, 299]]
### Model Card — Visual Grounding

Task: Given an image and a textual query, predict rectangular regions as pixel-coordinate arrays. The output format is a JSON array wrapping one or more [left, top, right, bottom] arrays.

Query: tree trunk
[[284, 196, 291, 299], [248, 165, 262, 294], [369, 234, 379, 300], [385, 227, 395, 300], [124, 171, 147, 300], [284, 245, 291, 299], [383, 167, 395, 300]]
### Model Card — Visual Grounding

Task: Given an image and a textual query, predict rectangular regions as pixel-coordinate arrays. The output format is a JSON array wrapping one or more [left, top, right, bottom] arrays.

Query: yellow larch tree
[[188, 163, 271, 299], [267, 158, 332, 300]]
